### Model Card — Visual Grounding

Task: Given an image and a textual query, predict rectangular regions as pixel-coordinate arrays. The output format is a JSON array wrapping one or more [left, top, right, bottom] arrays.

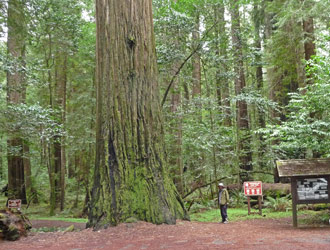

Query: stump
[[0, 209, 31, 241]]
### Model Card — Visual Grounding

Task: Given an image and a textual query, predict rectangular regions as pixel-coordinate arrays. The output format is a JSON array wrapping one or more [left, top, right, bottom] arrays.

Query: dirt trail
[[1, 218, 330, 249]]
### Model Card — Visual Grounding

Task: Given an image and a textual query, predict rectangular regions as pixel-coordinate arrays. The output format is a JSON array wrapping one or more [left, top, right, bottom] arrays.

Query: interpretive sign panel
[[297, 178, 328, 201]]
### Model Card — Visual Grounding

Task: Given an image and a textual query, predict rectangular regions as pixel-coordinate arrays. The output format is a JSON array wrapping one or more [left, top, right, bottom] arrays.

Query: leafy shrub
[[187, 198, 215, 213], [229, 189, 246, 208], [264, 195, 291, 212]]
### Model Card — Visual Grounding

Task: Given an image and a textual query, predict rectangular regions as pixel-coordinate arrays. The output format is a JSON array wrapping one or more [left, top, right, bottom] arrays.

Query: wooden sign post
[[244, 181, 263, 215]]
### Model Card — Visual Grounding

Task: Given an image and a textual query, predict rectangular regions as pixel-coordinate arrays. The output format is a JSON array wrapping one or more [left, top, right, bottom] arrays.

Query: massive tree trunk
[[6, 0, 27, 204], [88, 0, 184, 228], [230, 0, 252, 181]]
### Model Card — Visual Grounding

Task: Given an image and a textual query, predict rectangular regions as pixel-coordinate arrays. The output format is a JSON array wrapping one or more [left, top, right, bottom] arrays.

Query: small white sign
[[8, 199, 22, 209]]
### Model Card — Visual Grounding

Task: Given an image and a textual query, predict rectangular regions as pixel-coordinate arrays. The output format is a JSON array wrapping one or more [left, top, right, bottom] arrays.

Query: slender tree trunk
[[303, 15, 316, 62], [170, 72, 184, 194], [23, 143, 32, 201], [192, 14, 201, 98], [48, 145, 56, 216], [253, 1, 264, 99], [88, 0, 185, 228], [302, 2, 316, 85], [168, 1, 184, 194], [44, 32, 57, 213], [54, 51, 67, 211], [0, 136, 3, 179], [6, 0, 27, 204], [60, 56, 67, 211], [253, 0, 266, 170], [230, 0, 252, 181], [215, 0, 231, 126]]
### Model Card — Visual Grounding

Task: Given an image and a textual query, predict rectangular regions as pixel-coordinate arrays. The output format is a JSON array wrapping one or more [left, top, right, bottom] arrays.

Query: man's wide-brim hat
[[218, 183, 224, 187]]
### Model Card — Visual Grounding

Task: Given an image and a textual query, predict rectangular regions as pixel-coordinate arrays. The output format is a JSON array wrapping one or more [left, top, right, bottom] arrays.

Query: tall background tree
[[6, 0, 28, 203]]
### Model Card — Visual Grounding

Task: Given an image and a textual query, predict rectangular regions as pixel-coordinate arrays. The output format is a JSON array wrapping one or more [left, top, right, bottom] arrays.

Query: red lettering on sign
[[8, 199, 22, 208]]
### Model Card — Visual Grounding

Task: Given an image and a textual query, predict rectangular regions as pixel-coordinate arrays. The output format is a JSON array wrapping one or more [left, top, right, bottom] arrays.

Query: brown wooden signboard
[[276, 158, 330, 227]]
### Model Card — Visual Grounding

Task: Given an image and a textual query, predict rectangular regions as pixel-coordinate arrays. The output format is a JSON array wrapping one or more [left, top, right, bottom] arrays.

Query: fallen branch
[[182, 177, 228, 199], [161, 22, 219, 107]]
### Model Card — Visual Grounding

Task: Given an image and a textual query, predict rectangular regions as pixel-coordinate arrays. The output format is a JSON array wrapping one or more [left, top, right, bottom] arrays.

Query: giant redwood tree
[[88, 0, 185, 227]]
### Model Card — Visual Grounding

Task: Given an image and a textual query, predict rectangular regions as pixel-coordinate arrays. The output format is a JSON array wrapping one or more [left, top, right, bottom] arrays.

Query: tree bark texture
[[0, 139, 3, 178], [230, 0, 252, 180], [303, 17, 315, 61], [6, 0, 27, 203], [88, 0, 183, 228], [169, 35, 184, 195], [170, 73, 184, 195]]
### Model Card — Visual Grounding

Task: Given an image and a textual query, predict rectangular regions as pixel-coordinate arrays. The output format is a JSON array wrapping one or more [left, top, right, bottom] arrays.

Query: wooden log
[[0, 209, 31, 241]]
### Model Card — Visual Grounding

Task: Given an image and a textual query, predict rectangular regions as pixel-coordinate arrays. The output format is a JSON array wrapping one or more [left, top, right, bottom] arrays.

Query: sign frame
[[244, 181, 263, 196]]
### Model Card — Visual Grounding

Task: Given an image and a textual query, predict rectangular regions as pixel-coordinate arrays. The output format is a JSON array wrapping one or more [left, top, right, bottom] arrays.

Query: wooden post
[[291, 178, 298, 227], [247, 196, 251, 215], [258, 196, 262, 215]]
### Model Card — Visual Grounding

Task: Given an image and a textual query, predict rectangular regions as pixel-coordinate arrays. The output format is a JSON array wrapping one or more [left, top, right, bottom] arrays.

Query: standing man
[[218, 183, 229, 223]]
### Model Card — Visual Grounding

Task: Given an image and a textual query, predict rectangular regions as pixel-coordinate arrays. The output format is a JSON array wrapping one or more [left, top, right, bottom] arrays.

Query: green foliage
[[299, 210, 330, 225], [190, 207, 293, 222], [164, 96, 237, 192], [187, 198, 215, 213], [229, 189, 247, 208], [261, 53, 330, 159], [125, 217, 138, 223], [264, 195, 291, 212], [233, 87, 280, 115], [0, 103, 64, 142]]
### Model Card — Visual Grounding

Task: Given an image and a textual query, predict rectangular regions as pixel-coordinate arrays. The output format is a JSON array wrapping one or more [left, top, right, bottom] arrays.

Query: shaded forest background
[[0, 0, 329, 217]]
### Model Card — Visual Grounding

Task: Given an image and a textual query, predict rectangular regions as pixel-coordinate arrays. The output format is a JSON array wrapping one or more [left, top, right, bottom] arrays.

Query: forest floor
[[1, 217, 330, 249]]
